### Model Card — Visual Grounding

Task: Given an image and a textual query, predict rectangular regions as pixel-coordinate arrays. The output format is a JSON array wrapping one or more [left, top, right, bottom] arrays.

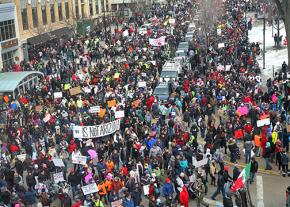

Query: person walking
[[179, 186, 189, 207], [211, 170, 225, 200], [249, 157, 258, 184], [196, 178, 209, 207], [264, 142, 273, 170]]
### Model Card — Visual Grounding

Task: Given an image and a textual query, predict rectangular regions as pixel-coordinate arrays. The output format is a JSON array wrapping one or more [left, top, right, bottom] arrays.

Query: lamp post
[[257, 14, 268, 69]]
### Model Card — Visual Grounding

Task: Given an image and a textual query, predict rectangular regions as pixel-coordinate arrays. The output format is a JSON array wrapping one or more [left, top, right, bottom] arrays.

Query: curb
[[224, 161, 280, 176]]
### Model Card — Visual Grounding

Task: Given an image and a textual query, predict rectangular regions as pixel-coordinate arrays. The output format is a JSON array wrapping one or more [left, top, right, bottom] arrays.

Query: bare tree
[[273, 0, 290, 64]]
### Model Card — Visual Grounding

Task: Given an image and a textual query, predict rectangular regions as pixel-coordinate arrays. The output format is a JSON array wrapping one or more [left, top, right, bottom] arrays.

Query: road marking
[[257, 175, 264, 207]]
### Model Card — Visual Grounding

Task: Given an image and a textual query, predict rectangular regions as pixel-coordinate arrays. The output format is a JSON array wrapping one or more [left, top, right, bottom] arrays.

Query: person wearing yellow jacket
[[272, 131, 278, 144]]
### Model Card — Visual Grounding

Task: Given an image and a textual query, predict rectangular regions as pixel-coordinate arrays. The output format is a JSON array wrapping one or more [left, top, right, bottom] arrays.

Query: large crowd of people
[[0, 0, 290, 207]]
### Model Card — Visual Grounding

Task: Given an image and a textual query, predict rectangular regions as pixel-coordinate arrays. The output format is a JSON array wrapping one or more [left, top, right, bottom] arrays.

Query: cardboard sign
[[53, 172, 65, 183], [54, 92, 63, 99], [257, 118, 271, 127], [107, 99, 117, 108], [115, 110, 125, 119], [70, 87, 82, 96], [81, 183, 98, 195], [17, 154, 26, 162], [35, 105, 43, 112], [287, 125, 290, 133], [111, 199, 123, 207], [52, 158, 65, 167], [72, 155, 87, 165], [89, 106, 101, 113]]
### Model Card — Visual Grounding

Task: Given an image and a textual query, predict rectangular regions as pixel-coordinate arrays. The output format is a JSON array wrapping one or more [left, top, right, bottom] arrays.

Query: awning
[[27, 27, 74, 45]]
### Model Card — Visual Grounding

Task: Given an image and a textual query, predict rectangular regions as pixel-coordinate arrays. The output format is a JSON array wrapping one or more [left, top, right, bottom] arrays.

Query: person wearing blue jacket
[[123, 193, 135, 207], [162, 178, 175, 198]]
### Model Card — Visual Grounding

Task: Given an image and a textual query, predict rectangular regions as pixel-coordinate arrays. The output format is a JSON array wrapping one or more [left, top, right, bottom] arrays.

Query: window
[[95, 0, 99, 14], [0, 20, 16, 41], [21, 8, 28, 30], [75, 0, 79, 19], [2, 51, 14, 69], [58, 3, 63, 20], [32, 7, 38, 28], [89, 0, 93, 16], [81, 0, 85, 17], [42, 5, 47, 25], [101, 0, 104, 12], [51, 4, 55, 22], [65, 1, 69, 19]]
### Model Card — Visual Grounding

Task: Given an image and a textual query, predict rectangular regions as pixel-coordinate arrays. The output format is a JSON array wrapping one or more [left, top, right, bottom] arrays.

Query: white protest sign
[[54, 92, 63, 99], [257, 118, 271, 127], [192, 158, 208, 168], [72, 155, 87, 165], [43, 114, 51, 123], [52, 158, 65, 167], [73, 119, 121, 139], [83, 87, 91, 93], [81, 183, 98, 195], [115, 111, 125, 119], [218, 43, 225, 48], [149, 36, 166, 46], [225, 65, 231, 71], [53, 172, 65, 183], [217, 28, 222, 36], [143, 185, 150, 195], [123, 30, 129, 37], [138, 81, 146, 88], [89, 106, 101, 113], [111, 199, 123, 207], [17, 154, 26, 162], [169, 18, 176, 24]]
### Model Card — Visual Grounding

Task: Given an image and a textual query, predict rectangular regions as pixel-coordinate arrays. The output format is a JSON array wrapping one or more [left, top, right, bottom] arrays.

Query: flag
[[231, 162, 251, 192]]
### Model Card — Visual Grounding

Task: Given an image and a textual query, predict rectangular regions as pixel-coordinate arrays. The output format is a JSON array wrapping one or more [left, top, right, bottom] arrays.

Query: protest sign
[[73, 119, 121, 139], [143, 185, 150, 195], [53, 172, 65, 183], [257, 118, 270, 127], [115, 110, 125, 119], [52, 158, 65, 167], [169, 18, 176, 24], [83, 87, 91, 93], [54, 92, 63, 99], [72, 155, 87, 165], [149, 36, 166, 46], [111, 199, 123, 207], [192, 158, 208, 168], [108, 99, 117, 108], [70, 87, 82, 96], [89, 106, 100, 113], [217, 28, 222, 36], [43, 114, 51, 123], [218, 43, 225, 48], [138, 81, 146, 88], [17, 154, 26, 162], [81, 183, 98, 195], [225, 65, 231, 71]]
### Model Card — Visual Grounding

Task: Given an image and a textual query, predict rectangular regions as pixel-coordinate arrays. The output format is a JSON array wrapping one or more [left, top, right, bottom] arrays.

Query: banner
[[53, 172, 65, 183], [82, 183, 98, 195], [149, 36, 166, 46], [257, 118, 270, 127], [73, 119, 121, 139], [192, 158, 208, 168], [72, 155, 87, 165]]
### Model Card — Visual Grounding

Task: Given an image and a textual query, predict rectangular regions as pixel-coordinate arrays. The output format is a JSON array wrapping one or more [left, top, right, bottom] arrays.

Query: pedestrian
[[123, 193, 134, 207], [233, 165, 240, 182], [196, 178, 209, 207], [249, 157, 258, 184], [264, 142, 273, 170], [281, 149, 289, 177], [179, 186, 189, 207], [211, 170, 225, 200]]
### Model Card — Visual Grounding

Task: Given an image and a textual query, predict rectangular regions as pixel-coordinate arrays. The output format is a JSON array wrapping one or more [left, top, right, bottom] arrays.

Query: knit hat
[[165, 178, 170, 183], [266, 142, 271, 148]]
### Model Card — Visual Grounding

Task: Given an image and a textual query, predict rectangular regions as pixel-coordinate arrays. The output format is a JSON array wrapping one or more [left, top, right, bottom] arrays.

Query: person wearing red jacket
[[244, 122, 253, 134], [184, 80, 189, 93], [179, 186, 189, 207]]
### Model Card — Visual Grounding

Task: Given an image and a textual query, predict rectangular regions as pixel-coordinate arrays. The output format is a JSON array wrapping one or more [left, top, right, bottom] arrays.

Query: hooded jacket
[[179, 186, 189, 207], [162, 182, 174, 197]]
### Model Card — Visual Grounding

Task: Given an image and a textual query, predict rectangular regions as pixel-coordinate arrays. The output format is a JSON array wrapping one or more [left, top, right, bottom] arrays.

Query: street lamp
[[257, 13, 268, 70]]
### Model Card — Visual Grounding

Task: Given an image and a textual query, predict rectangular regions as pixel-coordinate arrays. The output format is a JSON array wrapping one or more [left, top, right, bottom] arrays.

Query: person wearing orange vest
[[106, 159, 114, 173], [254, 133, 262, 157], [97, 181, 108, 204], [104, 175, 112, 202]]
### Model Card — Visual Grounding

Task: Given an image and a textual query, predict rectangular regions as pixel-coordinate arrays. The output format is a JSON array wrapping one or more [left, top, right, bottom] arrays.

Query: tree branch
[[273, 0, 285, 17]]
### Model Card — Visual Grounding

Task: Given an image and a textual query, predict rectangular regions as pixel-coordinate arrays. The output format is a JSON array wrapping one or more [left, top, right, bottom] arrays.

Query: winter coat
[[162, 182, 174, 197], [123, 198, 135, 207], [179, 186, 189, 207], [282, 153, 289, 165]]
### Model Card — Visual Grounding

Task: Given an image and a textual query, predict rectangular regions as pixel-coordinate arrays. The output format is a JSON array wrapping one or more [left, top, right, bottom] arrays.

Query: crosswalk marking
[[257, 176, 264, 207]]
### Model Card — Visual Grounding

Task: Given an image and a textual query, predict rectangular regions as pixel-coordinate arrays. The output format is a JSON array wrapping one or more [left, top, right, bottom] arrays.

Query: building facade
[[16, 0, 112, 61], [0, 2, 21, 71]]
